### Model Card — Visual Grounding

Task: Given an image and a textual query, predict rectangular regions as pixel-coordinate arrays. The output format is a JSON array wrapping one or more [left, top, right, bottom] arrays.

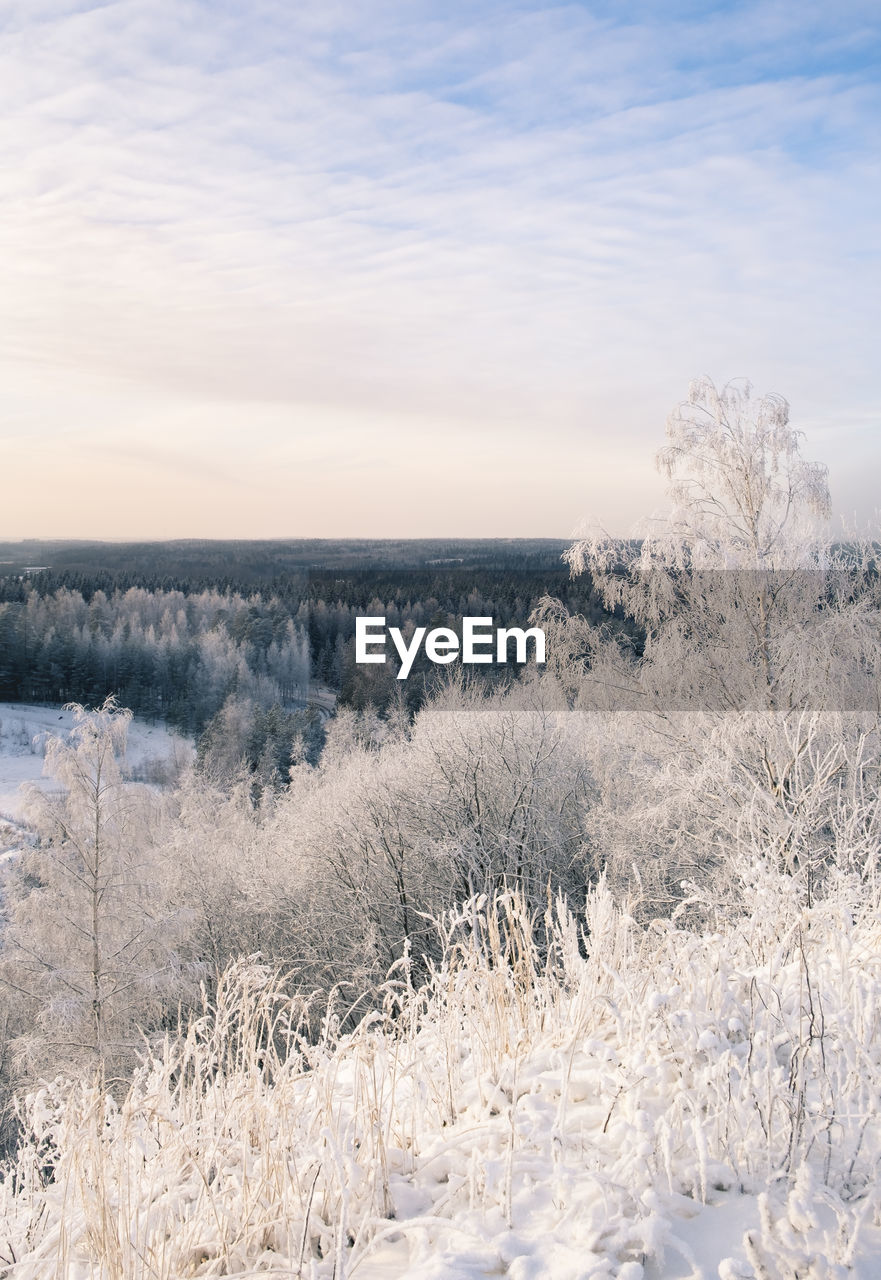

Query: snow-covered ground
[[0, 702, 192, 852], [3, 885, 880, 1279]]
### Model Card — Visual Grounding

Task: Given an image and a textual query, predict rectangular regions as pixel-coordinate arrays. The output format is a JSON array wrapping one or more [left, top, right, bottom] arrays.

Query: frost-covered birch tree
[[561, 377, 881, 912], [0, 698, 180, 1077]]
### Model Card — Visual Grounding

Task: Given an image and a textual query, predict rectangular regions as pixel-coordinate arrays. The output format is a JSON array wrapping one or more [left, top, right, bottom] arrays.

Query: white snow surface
[[0, 701, 191, 834], [2, 883, 880, 1278]]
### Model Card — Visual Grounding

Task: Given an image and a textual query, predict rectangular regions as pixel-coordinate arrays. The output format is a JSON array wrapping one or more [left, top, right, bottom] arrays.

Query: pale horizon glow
[[2, 1, 879, 539]]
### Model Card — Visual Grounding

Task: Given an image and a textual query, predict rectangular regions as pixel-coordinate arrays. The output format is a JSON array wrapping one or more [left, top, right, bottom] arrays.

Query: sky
[[1, 0, 879, 538]]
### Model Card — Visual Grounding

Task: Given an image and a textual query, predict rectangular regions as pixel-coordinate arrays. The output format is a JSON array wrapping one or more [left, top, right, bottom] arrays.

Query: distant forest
[[0, 537, 576, 582], [0, 540, 620, 766]]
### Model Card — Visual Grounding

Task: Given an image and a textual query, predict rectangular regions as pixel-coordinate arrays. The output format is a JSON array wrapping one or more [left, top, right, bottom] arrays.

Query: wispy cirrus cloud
[[1, 0, 879, 535]]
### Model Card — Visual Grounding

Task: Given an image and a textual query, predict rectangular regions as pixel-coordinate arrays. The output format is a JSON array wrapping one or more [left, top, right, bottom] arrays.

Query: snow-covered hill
[[2, 883, 880, 1279]]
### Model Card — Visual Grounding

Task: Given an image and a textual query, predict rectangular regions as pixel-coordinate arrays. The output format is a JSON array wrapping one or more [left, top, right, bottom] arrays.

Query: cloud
[[0, 0, 879, 536]]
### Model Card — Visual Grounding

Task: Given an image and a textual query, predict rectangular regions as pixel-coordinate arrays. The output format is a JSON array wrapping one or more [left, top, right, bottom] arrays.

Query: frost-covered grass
[[2, 880, 881, 1279]]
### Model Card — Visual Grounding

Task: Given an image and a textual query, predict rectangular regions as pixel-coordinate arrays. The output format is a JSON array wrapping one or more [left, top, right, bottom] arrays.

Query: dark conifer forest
[[0, 538, 617, 728]]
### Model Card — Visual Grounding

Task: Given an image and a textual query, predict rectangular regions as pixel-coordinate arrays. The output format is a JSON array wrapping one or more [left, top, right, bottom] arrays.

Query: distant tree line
[[0, 586, 310, 734], [0, 536, 574, 584], [0, 556, 627, 796], [0, 564, 619, 726]]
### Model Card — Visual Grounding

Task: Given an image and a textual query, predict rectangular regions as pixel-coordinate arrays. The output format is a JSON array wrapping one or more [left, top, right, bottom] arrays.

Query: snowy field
[[0, 701, 191, 848]]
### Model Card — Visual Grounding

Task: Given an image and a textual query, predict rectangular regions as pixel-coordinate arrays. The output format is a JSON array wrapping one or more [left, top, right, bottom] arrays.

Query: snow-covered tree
[[562, 377, 881, 912], [0, 698, 181, 1077], [565, 378, 843, 709]]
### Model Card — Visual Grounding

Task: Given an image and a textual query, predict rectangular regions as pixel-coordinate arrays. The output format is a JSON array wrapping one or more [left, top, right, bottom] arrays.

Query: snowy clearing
[[0, 701, 192, 830]]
